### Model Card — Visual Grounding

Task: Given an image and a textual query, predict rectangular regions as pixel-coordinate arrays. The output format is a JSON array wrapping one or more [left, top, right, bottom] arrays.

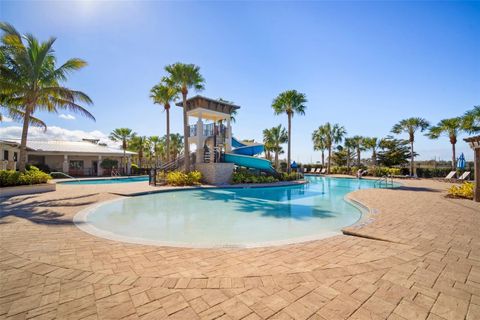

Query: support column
[[196, 114, 204, 164], [97, 156, 103, 177], [127, 157, 132, 175], [475, 148, 480, 202], [226, 117, 232, 153], [62, 155, 69, 174]]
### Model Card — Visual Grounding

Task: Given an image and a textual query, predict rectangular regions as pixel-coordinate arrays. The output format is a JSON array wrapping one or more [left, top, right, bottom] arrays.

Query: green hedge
[[232, 169, 302, 184], [415, 168, 473, 179], [0, 167, 52, 187], [329, 166, 401, 177]]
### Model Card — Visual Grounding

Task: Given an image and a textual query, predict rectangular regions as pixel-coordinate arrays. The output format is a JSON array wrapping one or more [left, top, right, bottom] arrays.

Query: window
[[69, 160, 84, 169], [13, 152, 18, 161], [3, 150, 8, 161]]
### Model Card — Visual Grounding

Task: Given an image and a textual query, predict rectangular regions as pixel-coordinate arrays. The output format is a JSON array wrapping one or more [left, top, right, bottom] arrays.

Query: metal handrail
[[50, 172, 79, 182], [374, 175, 394, 188]]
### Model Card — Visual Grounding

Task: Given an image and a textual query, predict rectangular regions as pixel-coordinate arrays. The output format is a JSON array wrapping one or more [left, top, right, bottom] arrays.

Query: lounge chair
[[458, 171, 471, 181], [303, 168, 308, 173], [320, 168, 326, 174], [444, 171, 457, 180], [309, 168, 315, 173]]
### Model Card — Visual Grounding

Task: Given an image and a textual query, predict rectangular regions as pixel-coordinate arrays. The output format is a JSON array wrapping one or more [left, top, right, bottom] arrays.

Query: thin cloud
[[1, 116, 13, 122], [59, 114, 76, 120]]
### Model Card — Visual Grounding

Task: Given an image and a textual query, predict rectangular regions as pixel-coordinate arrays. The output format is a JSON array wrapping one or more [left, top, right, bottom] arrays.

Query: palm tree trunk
[[410, 141, 414, 176], [123, 148, 126, 175], [166, 107, 170, 163], [182, 93, 190, 172], [372, 149, 376, 167], [287, 112, 292, 173], [321, 150, 325, 167], [327, 146, 332, 174], [275, 151, 279, 169], [18, 107, 32, 172], [452, 143, 456, 171], [357, 148, 361, 166], [347, 150, 350, 170]]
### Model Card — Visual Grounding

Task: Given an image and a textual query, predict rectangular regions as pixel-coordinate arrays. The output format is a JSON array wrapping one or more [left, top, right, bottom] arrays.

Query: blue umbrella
[[291, 161, 298, 169], [457, 153, 466, 170]]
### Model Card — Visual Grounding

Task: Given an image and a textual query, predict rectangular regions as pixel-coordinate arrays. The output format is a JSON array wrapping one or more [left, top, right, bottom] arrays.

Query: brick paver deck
[[0, 179, 479, 319]]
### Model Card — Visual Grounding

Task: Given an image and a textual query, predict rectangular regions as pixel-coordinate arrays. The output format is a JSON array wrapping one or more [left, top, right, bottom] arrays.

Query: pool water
[[60, 176, 149, 185], [77, 176, 394, 247]]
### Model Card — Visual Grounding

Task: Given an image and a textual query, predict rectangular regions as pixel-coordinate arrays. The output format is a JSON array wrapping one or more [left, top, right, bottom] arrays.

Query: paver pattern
[[0, 178, 479, 319]]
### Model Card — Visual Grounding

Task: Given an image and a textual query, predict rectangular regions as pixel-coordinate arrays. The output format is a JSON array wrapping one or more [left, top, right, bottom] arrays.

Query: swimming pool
[[59, 176, 149, 185], [75, 176, 394, 247]]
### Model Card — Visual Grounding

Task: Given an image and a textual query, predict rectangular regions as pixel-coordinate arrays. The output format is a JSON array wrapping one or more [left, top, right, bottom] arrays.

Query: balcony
[[188, 123, 226, 138]]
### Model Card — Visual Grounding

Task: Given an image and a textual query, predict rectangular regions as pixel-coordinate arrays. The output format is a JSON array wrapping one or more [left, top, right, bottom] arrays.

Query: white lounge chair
[[458, 171, 471, 181], [314, 168, 321, 174], [303, 167, 308, 173], [320, 168, 326, 174], [444, 171, 457, 180], [309, 168, 315, 173]]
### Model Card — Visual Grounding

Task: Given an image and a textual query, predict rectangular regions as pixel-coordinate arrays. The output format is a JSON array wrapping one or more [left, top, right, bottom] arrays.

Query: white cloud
[[59, 114, 76, 120], [1, 116, 13, 122], [0, 125, 119, 147]]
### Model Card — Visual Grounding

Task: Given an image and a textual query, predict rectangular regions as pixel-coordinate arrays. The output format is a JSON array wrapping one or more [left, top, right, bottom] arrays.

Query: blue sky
[[0, 1, 479, 162]]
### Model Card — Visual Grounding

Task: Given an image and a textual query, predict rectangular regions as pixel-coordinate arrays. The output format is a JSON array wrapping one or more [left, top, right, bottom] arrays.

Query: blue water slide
[[224, 137, 275, 173]]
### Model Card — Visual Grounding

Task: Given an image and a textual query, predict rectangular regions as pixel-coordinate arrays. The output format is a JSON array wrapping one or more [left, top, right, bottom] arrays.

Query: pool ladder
[[374, 175, 394, 188]]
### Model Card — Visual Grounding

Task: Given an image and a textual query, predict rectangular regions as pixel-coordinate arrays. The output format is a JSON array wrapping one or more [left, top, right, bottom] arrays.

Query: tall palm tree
[[362, 137, 380, 167], [148, 136, 162, 167], [262, 129, 274, 161], [109, 128, 135, 174], [166, 133, 184, 160], [322, 123, 346, 174], [164, 63, 205, 172], [150, 82, 179, 163], [312, 127, 327, 166], [464, 106, 480, 134], [427, 117, 466, 171], [391, 117, 430, 176], [0, 23, 94, 171], [271, 90, 307, 173], [263, 125, 288, 170], [351, 135, 365, 166]]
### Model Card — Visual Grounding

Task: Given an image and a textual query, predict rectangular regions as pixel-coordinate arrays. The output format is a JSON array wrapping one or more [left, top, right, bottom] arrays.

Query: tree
[[109, 128, 135, 174], [271, 90, 307, 173], [165, 133, 184, 161], [463, 106, 480, 133], [150, 82, 179, 163], [164, 63, 205, 172], [343, 138, 356, 169], [263, 129, 274, 161], [427, 117, 466, 171], [321, 123, 346, 174], [391, 117, 430, 176], [148, 136, 162, 167], [263, 125, 288, 170], [0, 23, 94, 171], [312, 127, 327, 166], [377, 136, 412, 167], [129, 135, 148, 167], [362, 137, 380, 167], [351, 135, 365, 166]]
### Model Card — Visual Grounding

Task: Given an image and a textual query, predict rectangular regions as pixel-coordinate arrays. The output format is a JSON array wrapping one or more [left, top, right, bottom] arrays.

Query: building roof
[[464, 135, 480, 148], [0, 139, 136, 156], [176, 95, 240, 113]]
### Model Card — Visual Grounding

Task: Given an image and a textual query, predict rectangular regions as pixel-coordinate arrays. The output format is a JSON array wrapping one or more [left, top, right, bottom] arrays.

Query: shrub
[[279, 172, 302, 181], [369, 167, 401, 177], [0, 168, 52, 187], [26, 163, 51, 173], [232, 168, 280, 184], [100, 158, 119, 169], [447, 182, 474, 200], [165, 170, 202, 186]]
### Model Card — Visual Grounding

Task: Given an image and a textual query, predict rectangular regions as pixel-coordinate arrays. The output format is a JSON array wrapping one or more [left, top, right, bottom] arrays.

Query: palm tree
[[344, 138, 356, 170], [148, 136, 162, 167], [271, 90, 307, 173], [464, 106, 480, 134], [391, 117, 430, 176], [427, 117, 466, 171], [150, 82, 179, 163], [322, 123, 346, 174], [263, 125, 288, 170], [129, 135, 148, 167], [262, 129, 274, 161], [166, 133, 184, 160], [109, 128, 135, 174], [0, 23, 94, 172], [164, 63, 205, 172], [362, 137, 380, 167], [351, 135, 365, 166], [312, 127, 327, 166]]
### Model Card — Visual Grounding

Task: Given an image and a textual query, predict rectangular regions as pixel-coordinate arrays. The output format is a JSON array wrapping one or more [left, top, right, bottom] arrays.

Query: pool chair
[[443, 171, 457, 181], [303, 168, 308, 173], [458, 171, 471, 181], [314, 168, 321, 174], [320, 168, 327, 174], [309, 168, 315, 173]]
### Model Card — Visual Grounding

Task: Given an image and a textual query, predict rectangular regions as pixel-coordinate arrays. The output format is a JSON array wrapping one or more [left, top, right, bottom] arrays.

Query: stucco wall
[[195, 163, 234, 185]]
